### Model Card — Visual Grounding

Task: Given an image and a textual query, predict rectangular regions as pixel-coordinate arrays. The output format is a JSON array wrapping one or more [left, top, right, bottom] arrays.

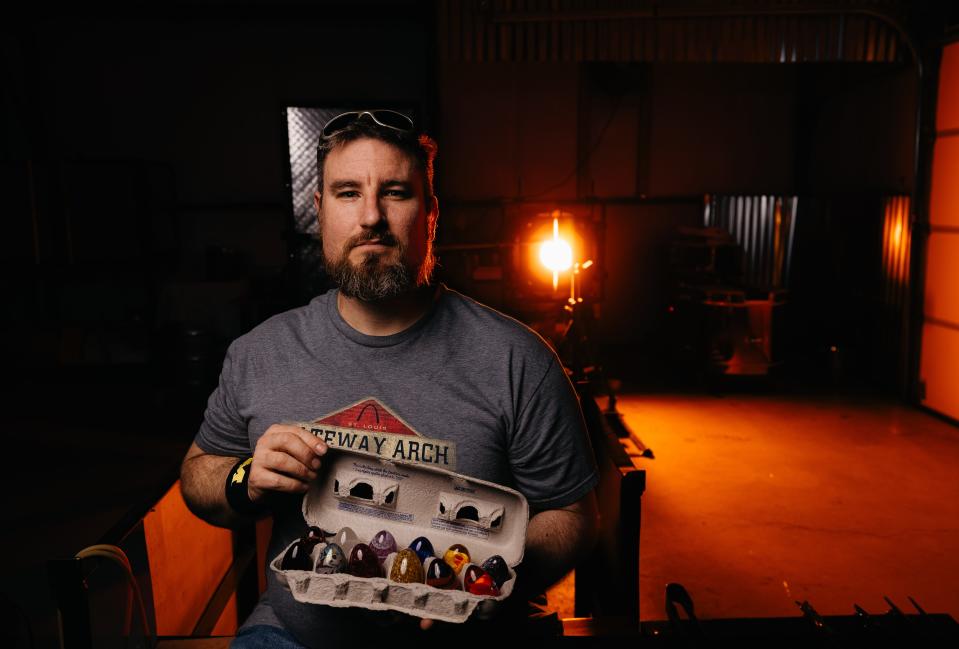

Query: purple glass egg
[[347, 543, 382, 578], [408, 536, 435, 563], [369, 530, 397, 562]]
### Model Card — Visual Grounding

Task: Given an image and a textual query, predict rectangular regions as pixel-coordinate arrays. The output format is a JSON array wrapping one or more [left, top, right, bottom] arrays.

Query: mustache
[[347, 230, 399, 249]]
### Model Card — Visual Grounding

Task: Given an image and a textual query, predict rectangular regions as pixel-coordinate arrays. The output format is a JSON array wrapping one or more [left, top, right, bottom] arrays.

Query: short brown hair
[[316, 116, 437, 201]]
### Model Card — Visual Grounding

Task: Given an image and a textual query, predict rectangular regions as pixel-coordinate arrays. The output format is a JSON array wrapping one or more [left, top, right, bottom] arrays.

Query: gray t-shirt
[[194, 284, 598, 647]]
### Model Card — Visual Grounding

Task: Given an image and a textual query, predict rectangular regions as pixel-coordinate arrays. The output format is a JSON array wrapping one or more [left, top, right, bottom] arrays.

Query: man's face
[[314, 137, 436, 301]]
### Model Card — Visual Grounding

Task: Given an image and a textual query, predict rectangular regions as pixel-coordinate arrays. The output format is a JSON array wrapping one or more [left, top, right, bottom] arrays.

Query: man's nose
[[358, 193, 386, 228]]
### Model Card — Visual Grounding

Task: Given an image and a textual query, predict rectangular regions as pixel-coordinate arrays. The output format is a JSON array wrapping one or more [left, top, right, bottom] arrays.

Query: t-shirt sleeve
[[508, 354, 599, 510], [194, 341, 252, 456]]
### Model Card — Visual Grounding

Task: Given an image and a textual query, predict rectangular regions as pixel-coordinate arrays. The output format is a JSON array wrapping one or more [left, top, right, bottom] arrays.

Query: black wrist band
[[225, 457, 264, 517]]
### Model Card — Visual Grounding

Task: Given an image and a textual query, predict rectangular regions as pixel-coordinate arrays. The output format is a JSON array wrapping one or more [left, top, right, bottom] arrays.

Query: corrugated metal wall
[[438, 0, 909, 64], [879, 194, 912, 389], [704, 194, 798, 289]]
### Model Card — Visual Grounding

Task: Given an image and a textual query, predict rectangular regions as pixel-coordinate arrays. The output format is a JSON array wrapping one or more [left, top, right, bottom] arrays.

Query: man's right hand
[[248, 424, 329, 504]]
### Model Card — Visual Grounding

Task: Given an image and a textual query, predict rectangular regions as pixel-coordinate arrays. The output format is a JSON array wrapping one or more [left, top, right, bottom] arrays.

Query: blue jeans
[[230, 625, 308, 649]]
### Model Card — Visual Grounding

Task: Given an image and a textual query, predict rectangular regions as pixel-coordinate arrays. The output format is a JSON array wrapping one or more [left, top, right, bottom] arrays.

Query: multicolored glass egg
[[389, 548, 425, 583], [443, 543, 471, 575], [423, 557, 455, 589], [480, 555, 511, 588], [347, 543, 381, 578], [314, 542, 346, 574], [463, 564, 500, 597], [280, 540, 313, 571], [408, 536, 435, 563], [369, 530, 397, 562]]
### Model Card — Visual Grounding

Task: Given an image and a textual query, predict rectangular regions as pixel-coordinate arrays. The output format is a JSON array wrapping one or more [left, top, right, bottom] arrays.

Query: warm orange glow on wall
[[143, 481, 235, 635], [881, 195, 911, 290], [930, 137, 959, 229]]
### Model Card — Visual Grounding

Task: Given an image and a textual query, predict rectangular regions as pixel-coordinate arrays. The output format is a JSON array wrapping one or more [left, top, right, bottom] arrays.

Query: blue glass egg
[[408, 536, 435, 563]]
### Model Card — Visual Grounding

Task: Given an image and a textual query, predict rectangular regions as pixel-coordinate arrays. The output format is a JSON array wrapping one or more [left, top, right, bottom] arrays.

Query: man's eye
[[384, 189, 411, 198], [338, 191, 359, 198]]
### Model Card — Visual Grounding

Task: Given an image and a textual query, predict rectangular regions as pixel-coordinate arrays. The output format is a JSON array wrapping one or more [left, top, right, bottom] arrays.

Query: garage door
[[920, 41, 959, 421]]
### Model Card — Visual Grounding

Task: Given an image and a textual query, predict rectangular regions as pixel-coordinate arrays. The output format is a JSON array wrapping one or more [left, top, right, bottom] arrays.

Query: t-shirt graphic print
[[304, 397, 457, 469]]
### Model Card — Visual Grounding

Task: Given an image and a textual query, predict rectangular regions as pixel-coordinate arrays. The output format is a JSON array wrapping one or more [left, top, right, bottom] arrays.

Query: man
[[180, 110, 599, 648]]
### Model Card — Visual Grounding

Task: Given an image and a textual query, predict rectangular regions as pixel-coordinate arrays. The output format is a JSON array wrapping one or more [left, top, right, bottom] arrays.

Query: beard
[[323, 229, 435, 302]]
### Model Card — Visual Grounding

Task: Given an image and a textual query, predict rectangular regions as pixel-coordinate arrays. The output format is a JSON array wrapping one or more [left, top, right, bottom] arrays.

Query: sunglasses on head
[[321, 109, 414, 140]]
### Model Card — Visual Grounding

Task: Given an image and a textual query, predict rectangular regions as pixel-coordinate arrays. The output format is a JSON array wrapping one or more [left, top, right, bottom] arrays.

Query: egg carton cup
[[272, 541, 517, 623], [271, 446, 529, 624]]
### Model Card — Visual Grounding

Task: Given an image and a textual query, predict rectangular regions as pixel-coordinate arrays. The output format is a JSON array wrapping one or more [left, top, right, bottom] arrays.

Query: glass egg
[[423, 556, 456, 589], [347, 543, 382, 578], [280, 540, 313, 571], [442, 543, 471, 575], [389, 548, 425, 584], [314, 542, 347, 574], [369, 530, 398, 562], [480, 554, 511, 588], [408, 536, 435, 563], [463, 564, 500, 597]]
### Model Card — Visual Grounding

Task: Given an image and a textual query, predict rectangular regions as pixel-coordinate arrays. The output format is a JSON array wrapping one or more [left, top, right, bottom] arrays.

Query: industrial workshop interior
[[4, 1, 959, 647]]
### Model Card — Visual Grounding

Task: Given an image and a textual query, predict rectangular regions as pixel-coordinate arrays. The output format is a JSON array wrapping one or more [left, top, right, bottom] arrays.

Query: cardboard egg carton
[[271, 447, 529, 623]]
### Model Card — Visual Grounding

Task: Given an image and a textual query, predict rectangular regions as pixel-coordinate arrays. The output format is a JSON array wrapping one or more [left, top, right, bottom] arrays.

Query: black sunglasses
[[321, 109, 414, 140]]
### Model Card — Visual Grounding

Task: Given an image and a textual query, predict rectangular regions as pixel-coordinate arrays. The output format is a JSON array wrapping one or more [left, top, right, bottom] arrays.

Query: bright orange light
[[539, 218, 573, 289]]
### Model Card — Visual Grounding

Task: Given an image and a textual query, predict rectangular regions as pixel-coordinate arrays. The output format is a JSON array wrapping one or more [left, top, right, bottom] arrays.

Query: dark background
[[2, 2, 935, 421], [3, 2, 957, 646]]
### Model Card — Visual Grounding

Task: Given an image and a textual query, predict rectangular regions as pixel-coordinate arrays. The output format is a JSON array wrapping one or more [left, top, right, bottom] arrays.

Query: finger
[[263, 424, 327, 454], [290, 427, 329, 457], [249, 469, 310, 495], [260, 449, 317, 482], [263, 428, 326, 470]]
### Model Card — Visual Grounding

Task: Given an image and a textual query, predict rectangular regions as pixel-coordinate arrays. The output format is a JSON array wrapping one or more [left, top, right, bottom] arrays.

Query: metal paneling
[[704, 194, 798, 289], [881, 195, 911, 308], [879, 195, 912, 389], [439, 1, 909, 64], [285, 107, 347, 237]]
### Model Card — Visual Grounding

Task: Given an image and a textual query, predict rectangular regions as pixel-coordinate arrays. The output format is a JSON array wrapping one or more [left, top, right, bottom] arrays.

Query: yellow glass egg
[[442, 543, 471, 575]]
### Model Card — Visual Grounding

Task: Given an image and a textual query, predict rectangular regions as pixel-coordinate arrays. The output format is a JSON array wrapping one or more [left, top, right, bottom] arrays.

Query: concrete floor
[[10, 378, 959, 646], [611, 392, 959, 622]]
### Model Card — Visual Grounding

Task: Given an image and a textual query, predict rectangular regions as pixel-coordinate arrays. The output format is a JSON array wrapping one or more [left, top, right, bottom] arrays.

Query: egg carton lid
[[301, 446, 529, 568]]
